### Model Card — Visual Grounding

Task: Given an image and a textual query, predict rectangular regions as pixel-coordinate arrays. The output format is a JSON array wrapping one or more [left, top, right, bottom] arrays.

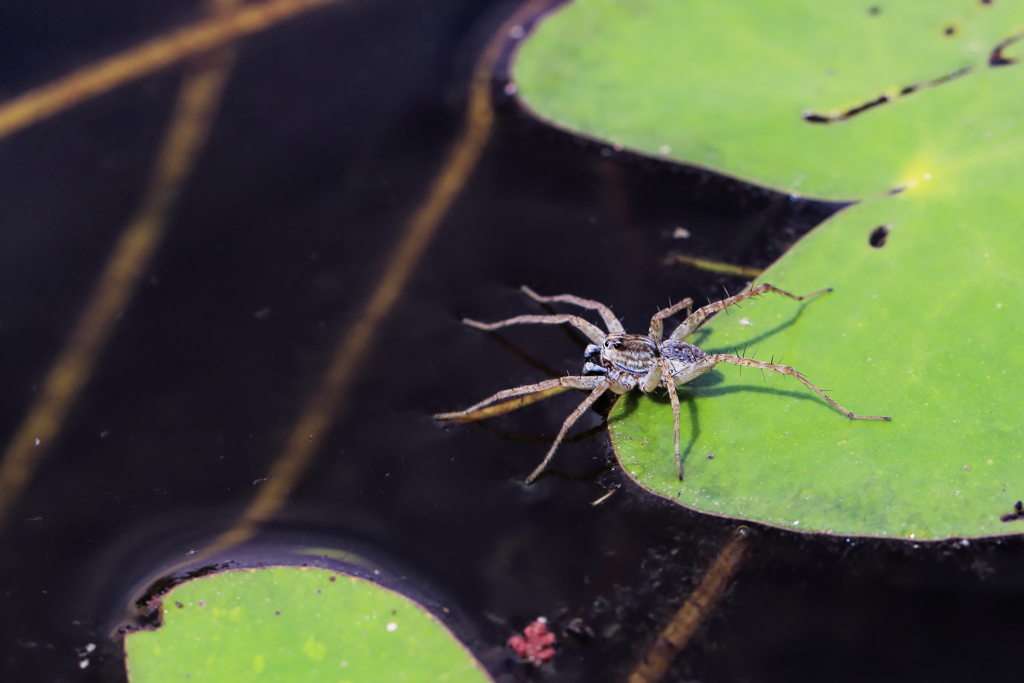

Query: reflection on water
[[1, 1, 1022, 682]]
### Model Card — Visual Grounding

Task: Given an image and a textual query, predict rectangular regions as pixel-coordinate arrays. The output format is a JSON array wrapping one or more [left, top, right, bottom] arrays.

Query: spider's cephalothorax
[[435, 285, 890, 484], [586, 334, 661, 392]]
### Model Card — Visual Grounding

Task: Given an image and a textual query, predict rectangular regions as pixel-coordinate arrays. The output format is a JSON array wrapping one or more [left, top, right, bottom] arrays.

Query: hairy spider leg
[[661, 363, 684, 479], [463, 314, 606, 345], [520, 286, 625, 334], [525, 380, 612, 484], [648, 297, 694, 342], [669, 283, 832, 342], [705, 354, 891, 421], [434, 375, 604, 423]]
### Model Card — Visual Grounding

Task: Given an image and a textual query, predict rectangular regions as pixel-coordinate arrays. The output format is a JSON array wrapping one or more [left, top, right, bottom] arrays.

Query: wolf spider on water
[[435, 284, 890, 485]]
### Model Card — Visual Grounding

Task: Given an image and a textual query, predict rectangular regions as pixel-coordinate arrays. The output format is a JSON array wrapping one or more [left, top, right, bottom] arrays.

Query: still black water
[[1, 0, 1023, 681]]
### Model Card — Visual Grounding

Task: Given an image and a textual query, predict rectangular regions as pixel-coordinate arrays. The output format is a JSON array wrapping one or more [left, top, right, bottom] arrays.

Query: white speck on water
[[386, 622, 398, 632], [739, 317, 752, 326], [658, 145, 672, 154]]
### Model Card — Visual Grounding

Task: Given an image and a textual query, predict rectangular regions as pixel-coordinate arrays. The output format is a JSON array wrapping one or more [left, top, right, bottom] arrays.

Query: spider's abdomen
[[660, 340, 706, 376]]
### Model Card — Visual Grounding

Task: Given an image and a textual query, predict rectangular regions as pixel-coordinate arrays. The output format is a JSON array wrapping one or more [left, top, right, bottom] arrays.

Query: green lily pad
[[515, 0, 1024, 538], [124, 566, 494, 682]]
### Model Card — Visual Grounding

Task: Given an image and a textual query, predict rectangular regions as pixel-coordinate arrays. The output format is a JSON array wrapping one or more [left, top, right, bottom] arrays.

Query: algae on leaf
[[515, 0, 1024, 539], [124, 566, 493, 682]]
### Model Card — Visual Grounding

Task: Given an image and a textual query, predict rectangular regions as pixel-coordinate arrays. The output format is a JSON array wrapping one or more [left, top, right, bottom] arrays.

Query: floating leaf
[[515, 0, 1024, 538], [124, 566, 493, 682]]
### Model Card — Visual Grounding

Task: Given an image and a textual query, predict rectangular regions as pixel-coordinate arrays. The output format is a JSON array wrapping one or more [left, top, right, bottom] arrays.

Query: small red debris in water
[[508, 617, 556, 665]]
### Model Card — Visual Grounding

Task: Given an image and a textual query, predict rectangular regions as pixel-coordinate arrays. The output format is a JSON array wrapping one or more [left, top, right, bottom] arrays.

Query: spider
[[435, 284, 890, 485]]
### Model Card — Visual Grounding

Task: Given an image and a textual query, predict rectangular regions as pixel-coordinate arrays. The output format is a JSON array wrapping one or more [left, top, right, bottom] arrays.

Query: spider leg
[[521, 286, 624, 334], [434, 375, 603, 423], [669, 283, 832, 342], [708, 354, 891, 421], [648, 297, 693, 342], [525, 379, 611, 484], [639, 361, 664, 393], [662, 366, 683, 480], [464, 314, 606, 345]]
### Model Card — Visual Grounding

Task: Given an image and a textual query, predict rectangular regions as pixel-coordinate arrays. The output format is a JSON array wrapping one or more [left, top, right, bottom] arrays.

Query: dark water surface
[[2, 1, 1023, 681]]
